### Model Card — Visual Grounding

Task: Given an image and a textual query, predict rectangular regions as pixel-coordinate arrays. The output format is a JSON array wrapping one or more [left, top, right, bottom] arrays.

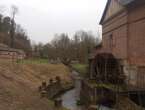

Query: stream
[[61, 71, 81, 110], [60, 71, 114, 110]]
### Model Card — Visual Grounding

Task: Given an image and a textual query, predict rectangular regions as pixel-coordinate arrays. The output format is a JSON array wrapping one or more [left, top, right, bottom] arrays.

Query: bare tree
[[10, 5, 18, 48]]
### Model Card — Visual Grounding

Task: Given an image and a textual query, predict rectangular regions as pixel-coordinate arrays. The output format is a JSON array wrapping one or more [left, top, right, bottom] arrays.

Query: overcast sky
[[1, 0, 107, 43]]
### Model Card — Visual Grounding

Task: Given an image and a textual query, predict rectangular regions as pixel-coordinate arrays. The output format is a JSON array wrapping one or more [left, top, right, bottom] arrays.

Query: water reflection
[[61, 88, 81, 110]]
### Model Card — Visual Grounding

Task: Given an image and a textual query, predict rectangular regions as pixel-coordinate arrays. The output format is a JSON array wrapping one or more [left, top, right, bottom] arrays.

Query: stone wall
[[39, 76, 62, 99], [80, 79, 116, 108], [0, 50, 25, 60], [121, 60, 145, 89]]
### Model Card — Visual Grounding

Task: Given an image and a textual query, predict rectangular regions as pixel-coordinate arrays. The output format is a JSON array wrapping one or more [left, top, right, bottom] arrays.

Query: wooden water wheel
[[93, 53, 125, 84]]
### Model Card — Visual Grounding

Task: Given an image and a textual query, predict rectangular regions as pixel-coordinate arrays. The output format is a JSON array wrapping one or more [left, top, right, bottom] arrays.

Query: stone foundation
[[121, 60, 145, 90]]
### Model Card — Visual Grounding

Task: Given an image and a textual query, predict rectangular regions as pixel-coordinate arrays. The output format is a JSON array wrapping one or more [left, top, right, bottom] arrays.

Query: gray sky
[[1, 0, 107, 43]]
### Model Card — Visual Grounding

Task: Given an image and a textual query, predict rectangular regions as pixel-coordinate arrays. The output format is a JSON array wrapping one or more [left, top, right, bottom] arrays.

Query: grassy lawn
[[71, 63, 88, 76]]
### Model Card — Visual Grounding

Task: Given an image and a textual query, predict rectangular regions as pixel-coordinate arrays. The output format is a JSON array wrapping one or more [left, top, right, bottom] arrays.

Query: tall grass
[[17, 58, 49, 64]]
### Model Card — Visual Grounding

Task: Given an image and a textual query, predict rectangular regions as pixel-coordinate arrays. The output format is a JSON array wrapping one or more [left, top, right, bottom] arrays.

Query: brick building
[[92, 0, 145, 89], [80, 0, 145, 108], [0, 43, 26, 60]]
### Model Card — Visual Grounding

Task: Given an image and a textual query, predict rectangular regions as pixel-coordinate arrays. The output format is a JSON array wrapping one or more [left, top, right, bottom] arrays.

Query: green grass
[[71, 63, 88, 76], [17, 58, 49, 64]]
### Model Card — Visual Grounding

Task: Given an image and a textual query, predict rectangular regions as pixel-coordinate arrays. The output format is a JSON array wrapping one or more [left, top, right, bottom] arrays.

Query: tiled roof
[[100, 0, 135, 24], [118, 0, 135, 6]]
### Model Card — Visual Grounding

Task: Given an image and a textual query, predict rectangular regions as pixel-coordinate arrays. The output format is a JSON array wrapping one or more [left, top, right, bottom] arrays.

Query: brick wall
[[100, 3, 145, 89], [102, 11, 128, 59], [0, 51, 16, 59], [128, 4, 145, 66], [102, 4, 145, 66]]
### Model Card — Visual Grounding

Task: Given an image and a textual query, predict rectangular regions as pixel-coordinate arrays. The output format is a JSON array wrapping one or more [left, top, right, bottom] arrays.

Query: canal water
[[61, 71, 81, 110], [60, 71, 114, 110]]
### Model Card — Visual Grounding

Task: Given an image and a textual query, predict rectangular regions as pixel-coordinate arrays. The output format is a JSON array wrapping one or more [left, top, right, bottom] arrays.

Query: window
[[109, 34, 115, 48], [109, 34, 113, 48]]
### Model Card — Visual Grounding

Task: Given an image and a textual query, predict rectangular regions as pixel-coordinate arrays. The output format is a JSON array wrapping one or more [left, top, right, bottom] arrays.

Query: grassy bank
[[0, 59, 71, 110], [71, 63, 88, 77]]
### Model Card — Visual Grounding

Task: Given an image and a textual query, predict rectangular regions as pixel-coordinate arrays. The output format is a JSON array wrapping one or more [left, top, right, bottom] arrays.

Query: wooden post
[[54, 98, 62, 107], [41, 81, 47, 97]]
